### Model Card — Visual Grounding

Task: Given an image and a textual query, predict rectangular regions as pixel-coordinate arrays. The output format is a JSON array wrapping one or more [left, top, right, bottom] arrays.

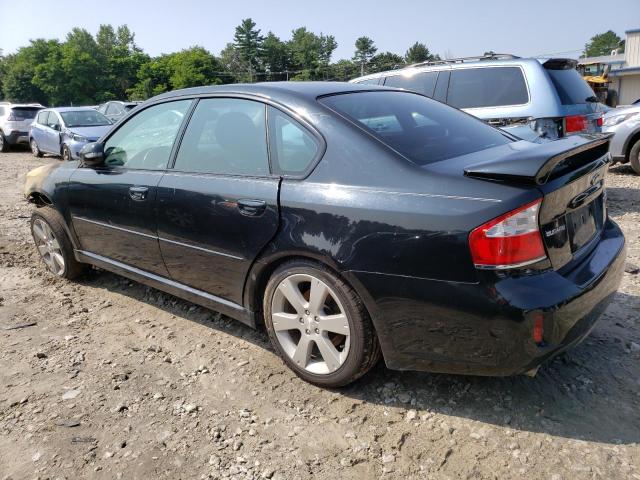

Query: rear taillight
[[564, 115, 588, 134], [468, 199, 547, 269], [596, 116, 603, 127]]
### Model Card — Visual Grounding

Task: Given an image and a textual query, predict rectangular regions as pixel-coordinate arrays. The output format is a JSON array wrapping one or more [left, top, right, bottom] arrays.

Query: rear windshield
[[546, 67, 596, 105], [60, 110, 110, 127], [10, 107, 41, 120], [447, 67, 529, 109], [320, 91, 511, 165]]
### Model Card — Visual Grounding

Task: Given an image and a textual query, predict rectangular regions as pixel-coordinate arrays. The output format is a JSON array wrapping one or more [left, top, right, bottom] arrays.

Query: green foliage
[[353, 36, 377, 75], [584, 30, 624, 57], [1, 19, 444, 105], [405, 42, 440, 64]]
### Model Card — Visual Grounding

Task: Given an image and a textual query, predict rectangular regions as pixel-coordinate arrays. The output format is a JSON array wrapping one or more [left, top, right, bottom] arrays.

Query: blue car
[[29, 107, 112, 160]]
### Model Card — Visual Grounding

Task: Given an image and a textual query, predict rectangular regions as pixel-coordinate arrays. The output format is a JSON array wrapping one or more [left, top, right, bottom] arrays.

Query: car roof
[[1, 103, 44, 108], [351, 57, 545, 82], [152, 81, 391, 103], [46, 106, 102, 113]]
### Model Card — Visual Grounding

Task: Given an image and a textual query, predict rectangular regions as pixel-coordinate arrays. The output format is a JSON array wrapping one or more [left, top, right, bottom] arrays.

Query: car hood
[[603, 105, 640, 118], [66, 125, 111, 140]]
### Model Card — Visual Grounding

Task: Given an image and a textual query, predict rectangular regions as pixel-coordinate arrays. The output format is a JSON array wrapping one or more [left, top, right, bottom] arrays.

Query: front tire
[[30, 138, 43, 158], [629, 140, 640, 175], [263, 260, 380, 387], [62, 145, 71, 161], [30, 207, 87, 279]]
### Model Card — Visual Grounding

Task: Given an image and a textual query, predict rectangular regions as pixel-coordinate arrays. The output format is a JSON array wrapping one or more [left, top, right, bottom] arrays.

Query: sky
[[1, 0, 639, 61]]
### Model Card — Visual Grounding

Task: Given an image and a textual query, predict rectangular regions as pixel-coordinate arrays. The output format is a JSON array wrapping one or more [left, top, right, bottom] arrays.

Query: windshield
[[320, 91, 511, 165], [546, 67, 596, 105], [60, 110, 110, 127]]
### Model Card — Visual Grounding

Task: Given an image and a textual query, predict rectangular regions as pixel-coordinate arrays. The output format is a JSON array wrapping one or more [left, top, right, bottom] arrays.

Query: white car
[[0, 102, 44, 152], [603, 103, 640, 174]]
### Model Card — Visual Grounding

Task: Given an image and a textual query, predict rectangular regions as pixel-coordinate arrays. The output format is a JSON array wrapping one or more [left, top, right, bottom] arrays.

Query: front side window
[[37, 111, 49, 125], [320, 91, 511, 166], [447, 67, 529, 109], [104, 100, 192, 169], [174, 98, 268, 176], [106, 103, 122, 115], [60, 110, 110, 127], [47, 112, 61, 129], [384, 71, 438, 97], [268, 106, 319, 175]]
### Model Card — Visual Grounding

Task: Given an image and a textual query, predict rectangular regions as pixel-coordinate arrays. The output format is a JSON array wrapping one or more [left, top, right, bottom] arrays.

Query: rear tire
[[30, 206, 87, 279], [629, 140, 640, 175], [263, 260, 381, 387], [31, 138, 43, 158], [0, 132, 8, 152]]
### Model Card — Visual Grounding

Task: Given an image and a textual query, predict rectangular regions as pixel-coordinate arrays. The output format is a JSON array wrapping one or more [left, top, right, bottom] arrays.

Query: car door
[[31, 111, 50, 150], [42, 111, 62, 153], [67, 99, 193, 276], [156, 97, 281, 305]]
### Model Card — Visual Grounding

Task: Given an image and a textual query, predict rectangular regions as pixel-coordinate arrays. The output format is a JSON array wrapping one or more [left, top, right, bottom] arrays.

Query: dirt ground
[[0, 148, 638, 480]]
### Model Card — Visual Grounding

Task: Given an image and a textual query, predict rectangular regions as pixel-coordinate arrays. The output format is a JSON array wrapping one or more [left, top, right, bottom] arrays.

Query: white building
[[609, 28, 640, 105]]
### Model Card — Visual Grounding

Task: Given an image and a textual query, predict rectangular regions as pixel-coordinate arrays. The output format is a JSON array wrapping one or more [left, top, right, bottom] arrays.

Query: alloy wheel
[[270, 273, 351, 374], [31, 139, 39, 156], [32, 218, 65, 275], [62, 146, 70, 161]]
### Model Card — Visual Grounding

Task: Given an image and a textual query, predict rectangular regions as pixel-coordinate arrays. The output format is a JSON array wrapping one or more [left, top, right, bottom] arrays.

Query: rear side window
[[355, 78, 380, 85], [320, 91, 511, 165], [545, 68, 596, 105], [106, 103, 122, 115], [384, 71, 438, 97], [268, 106, 319, 175], [447, 67, 529, 108], [37, 111, 49, 124], [174, 98, 269, 176]]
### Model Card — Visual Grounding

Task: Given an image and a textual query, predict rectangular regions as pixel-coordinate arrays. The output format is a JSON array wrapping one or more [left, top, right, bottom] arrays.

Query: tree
[[329, 59, 358, 82], [219, 43, 248, 83], [584, 30, 624, 57], [234, 18, 264, 81], [369, 52, 405, 73], [260, 32, 290, 81], [353, 36, 377, 76], [288, 27, 330, 80], [2, 39, 58, 104], [58, 28, 104, 104], [166, 47, 222, 89], [404, 42, 439, 64]]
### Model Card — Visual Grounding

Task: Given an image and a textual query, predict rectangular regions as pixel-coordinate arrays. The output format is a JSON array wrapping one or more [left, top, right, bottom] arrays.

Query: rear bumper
[[347, 219, 626, 376], [4, 131, 29, 145]]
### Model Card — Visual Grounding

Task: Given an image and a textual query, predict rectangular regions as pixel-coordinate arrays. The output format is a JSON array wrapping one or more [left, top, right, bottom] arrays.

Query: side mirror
[[52, 124, 61, 131], [80, 142, 105, 166]]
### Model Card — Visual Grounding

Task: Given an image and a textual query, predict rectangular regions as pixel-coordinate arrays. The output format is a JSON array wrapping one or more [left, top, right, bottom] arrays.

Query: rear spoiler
[[464, 135, 612, 186]]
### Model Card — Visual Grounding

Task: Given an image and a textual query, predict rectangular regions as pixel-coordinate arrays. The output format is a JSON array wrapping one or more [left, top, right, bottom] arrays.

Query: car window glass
[[47, 113, 60, 129], [0, 107, 4, 116], [103, 100, 192, 170], [37, 111, 49, 125], [60, 110, 110, 127], [384, 71, 438, 97], [268, 107, 319, 175], [355, 78, 380, 85], [174, 98, 268, 176], [106, 103, 121, 115], [320, 91, 511, 165], [546, 67, 596, 105], [447, 67, 529, 109]]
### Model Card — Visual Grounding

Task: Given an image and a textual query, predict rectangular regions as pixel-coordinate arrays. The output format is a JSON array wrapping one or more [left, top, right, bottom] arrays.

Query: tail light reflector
[[469, 199, 547, 269], [564, 115, 588, 134], [533, 313, 544, 344]]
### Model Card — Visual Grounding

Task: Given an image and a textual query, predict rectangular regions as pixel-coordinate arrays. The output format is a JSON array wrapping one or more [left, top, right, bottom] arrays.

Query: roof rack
[[407, 53, 520, 69]]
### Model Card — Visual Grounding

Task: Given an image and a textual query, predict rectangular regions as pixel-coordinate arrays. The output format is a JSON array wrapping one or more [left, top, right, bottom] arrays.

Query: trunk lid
[[465, 135, 611, 270]]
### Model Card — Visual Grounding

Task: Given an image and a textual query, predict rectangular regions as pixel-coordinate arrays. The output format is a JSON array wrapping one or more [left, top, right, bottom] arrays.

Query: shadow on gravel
[[77, 269, 640, 446]]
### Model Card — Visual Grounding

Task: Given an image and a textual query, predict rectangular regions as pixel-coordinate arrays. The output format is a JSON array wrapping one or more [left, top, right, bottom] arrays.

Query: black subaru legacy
[[24, 82, 625, 387]]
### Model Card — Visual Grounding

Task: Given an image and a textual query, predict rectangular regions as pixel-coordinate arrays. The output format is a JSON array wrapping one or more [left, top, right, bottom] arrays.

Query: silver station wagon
[[351, 54, 606, 141]]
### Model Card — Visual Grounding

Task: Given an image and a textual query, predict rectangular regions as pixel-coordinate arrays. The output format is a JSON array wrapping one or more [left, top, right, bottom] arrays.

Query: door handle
[[237, 199, 267, 217], [129, 186, 149, 201]]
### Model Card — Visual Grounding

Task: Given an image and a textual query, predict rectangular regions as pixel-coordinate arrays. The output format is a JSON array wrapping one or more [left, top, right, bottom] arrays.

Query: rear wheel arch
[[624, 129, 640, 162], [245, 252, 373, 331], [27, 191, 53, 207]]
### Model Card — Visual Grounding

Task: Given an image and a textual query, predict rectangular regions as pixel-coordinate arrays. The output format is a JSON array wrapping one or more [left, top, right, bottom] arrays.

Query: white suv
[[0, 102, 44, 152]]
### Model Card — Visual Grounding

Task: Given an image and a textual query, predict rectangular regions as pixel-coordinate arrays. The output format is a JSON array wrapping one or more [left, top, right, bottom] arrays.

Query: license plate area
[[566, 197, 601, 253]]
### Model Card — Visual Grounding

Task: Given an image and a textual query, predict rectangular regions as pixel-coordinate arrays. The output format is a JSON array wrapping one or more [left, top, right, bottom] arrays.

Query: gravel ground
[[0, 149, 639, 480]]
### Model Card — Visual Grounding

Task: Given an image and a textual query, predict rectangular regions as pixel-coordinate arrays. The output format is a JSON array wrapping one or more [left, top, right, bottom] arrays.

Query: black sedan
[[24, 82, 625, 387]]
